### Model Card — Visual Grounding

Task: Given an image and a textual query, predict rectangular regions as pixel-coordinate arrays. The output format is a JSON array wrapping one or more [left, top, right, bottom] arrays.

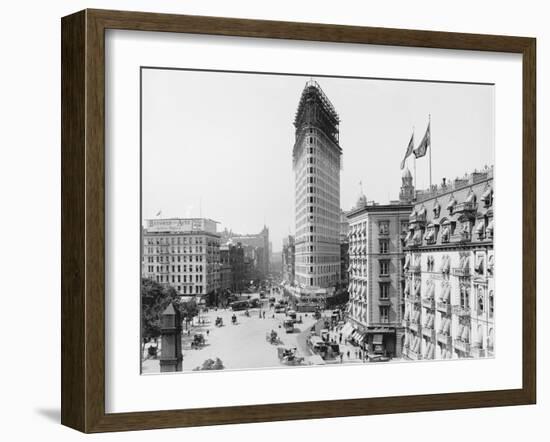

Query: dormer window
[[447, 194, 457, 214], [465, 189, 477, 204], [433, 200, 441, 218], [482, 185, 493, 207]]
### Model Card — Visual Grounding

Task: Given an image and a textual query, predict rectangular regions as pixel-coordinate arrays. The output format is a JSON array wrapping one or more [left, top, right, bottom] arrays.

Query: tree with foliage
[[141, 278, 178, 353], [193, 358, 225, 371], [176, 298, 198, 328], [326, 290, 350, 309]]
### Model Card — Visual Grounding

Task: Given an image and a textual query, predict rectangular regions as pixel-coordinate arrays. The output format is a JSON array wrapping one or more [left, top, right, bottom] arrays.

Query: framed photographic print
[[61, 9, 536, 433]]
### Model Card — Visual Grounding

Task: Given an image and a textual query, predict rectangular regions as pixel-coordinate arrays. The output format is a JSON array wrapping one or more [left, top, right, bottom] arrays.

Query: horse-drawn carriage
[[215, 316, 223, 327], [277, 347, 305, 366], [265, 330, 281, 345], [191, 333, 205, 349]]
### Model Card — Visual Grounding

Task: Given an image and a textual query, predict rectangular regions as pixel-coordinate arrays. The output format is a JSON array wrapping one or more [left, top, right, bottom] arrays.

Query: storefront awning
[[341, 323, 355, 339]]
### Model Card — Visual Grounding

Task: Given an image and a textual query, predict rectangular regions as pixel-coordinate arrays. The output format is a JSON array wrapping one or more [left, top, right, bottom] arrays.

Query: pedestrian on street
[[206, 329, 210, 336], [340, 353, 343, 363], [346, 350, 350, 359]]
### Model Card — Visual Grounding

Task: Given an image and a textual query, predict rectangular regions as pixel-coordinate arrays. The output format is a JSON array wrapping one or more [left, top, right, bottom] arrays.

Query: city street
[[143, 290, 321, 373]]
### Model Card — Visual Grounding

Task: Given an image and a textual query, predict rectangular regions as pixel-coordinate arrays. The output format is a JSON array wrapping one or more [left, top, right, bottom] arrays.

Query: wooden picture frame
[[61, 8, 536, 433]]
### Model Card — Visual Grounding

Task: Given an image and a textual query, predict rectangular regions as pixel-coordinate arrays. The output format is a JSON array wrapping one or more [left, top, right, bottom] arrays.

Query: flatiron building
[[293, 80, 342, 291]]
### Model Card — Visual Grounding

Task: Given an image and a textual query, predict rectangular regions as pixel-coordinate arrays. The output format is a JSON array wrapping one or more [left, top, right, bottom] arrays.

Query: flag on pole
[[156, 210, 162, 217], [414, 122, 431, 158], [400, 132, 415, 169]]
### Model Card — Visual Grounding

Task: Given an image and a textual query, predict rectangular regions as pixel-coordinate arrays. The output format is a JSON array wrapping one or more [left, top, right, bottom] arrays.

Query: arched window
[[477, 291, 484, 314]]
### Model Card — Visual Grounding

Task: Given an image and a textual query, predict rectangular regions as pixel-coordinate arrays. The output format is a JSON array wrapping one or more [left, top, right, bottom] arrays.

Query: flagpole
[[429, 114, 432, 189], [414, 154, 417, 190], [412, 126, 416, 190]]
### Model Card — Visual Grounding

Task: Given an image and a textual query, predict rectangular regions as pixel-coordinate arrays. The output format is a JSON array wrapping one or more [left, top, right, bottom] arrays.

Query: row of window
[[350, 303, 389, 324], [144, 255, 207, 263], [145, 236, 217, 246], [145, 264, 205, 273]]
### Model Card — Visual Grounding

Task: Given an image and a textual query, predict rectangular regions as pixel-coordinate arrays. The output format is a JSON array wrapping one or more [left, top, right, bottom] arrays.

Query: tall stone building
[[339, 209, 350, 287], [292, 80, 342, 297], [220, 226, 270, 279], [402, 167, 494, 360], [142, 218, 221, 298], [345, 191, 411, 358]]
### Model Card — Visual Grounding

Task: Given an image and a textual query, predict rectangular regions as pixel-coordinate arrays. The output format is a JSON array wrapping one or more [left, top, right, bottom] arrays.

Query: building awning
[[427, 282, 435, 298], [422, 342, 429, 358], [373, 334, 384, 345], [475, 220, 485, 235], [341, 322, 354, 338]]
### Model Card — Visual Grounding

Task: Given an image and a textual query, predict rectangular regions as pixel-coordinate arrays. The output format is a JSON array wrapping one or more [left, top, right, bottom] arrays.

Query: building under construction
[[292, 80, 342, 297]]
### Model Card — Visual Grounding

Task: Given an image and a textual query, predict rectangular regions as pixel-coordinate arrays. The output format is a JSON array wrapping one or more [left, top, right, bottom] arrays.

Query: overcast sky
[[142, 69, 494, 251]]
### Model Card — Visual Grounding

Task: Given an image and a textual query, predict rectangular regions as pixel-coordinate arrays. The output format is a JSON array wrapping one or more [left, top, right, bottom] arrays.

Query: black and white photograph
[[140, 68, 495, 374]]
